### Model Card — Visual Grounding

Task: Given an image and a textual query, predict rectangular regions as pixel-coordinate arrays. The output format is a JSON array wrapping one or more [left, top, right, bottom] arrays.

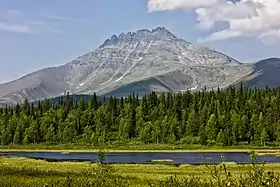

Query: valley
[[1, 27, 280, 187]]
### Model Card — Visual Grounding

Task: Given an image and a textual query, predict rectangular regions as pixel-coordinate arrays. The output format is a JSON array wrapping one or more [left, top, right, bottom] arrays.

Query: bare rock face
[[0, 27, 278, 106], [63, 27, 251, 95]]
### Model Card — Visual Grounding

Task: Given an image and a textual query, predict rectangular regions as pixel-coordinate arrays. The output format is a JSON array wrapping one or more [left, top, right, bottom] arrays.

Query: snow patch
[[114, 40, 153, 83], [137, 57, 143, 62], [190, 86, 197, 90], [114, 76, 123, 82], [75, 82, 84, 89], [102, 42, 139, 85]]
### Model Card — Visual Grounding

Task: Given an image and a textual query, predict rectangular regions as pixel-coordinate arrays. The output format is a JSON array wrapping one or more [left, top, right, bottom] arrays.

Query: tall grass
[[0, 153, 279, 186], [151, 155, 280, 187], [0, 159, 131, 187]]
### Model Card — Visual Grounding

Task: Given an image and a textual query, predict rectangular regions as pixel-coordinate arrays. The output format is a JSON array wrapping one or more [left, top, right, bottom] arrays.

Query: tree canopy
[[1, 85, 280, 146]]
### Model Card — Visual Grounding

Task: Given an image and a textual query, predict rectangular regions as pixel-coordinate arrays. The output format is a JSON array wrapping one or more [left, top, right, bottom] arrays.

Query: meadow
[[1, 154, 280, 187]]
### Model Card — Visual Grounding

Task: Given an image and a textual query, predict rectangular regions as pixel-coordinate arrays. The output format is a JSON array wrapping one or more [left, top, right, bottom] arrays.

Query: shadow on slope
[[244, 58, 280, 88], [103, 77, 176, 97]]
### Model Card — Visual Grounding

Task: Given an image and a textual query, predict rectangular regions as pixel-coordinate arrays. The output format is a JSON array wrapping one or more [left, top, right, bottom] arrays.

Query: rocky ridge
[[0, 27, 278, 106]]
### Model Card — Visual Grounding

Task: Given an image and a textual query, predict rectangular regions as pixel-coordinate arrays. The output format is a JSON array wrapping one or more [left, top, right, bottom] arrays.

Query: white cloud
[[0, 22, 33, 33], [148, 0, 222, 11], [148, 0, 280, 44], [199, 30, 242, 42], [0, 10, 68, 34]]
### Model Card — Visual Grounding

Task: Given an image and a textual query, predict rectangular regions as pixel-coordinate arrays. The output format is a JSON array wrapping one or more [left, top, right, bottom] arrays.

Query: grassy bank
[[0, 143, 280, 155], [1, 157, 280, 186]]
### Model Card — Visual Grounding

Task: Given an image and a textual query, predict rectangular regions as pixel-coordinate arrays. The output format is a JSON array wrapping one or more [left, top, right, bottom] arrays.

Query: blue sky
[[0, 0, 279, 83]]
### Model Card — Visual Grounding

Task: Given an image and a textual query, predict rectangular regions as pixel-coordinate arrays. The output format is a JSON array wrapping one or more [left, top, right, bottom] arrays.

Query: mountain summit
[[0, 27, 278, 106], [64, 27, 247, 96], [101, 27, 177, 48]]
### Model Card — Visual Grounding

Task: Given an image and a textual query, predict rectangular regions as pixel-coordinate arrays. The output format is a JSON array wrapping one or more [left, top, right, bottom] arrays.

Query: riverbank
[[0, 143, 280, 155], [0, 157, 280, 186]]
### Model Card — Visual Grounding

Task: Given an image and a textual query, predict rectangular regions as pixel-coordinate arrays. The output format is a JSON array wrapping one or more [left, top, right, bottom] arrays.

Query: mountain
[[0, 27, 278, 106], [242, 58, 280, 88], [0, 65, 70, 106]]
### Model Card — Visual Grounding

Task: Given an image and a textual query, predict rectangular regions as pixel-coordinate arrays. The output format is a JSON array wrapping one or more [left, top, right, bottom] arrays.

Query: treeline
[[1, 84, 280, 146]]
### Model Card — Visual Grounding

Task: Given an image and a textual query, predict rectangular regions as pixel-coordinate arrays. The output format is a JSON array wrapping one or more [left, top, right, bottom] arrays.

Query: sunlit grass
[[2, 148, 280, 155], [1, 156, 280, 186], [1, 143, 280, 154]]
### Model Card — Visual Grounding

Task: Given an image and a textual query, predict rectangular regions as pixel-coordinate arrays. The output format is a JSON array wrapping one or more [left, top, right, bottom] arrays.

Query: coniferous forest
[[1, 84, 280, 147]]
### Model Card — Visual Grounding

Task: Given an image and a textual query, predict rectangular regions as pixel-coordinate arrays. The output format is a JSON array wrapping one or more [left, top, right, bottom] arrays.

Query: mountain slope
[[243, 58, 280, 88], [0, 27, 275, 106], [64, 27, 251, 96], [0, 65, 70, 106]]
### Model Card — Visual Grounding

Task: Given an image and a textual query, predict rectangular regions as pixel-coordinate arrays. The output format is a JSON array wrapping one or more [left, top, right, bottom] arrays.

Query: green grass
[[1, 143, 280, 155], [1, 157, 280, 186]]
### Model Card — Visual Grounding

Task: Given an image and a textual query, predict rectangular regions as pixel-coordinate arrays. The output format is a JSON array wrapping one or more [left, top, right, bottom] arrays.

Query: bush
[[150, 155, 280, 187]]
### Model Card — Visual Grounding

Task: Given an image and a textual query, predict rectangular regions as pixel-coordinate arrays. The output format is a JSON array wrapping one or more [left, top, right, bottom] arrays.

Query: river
[[1, 151, 280, 165]]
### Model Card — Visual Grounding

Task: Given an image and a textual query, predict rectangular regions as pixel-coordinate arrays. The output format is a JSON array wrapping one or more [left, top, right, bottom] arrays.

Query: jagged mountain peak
[[152, 26, 174, 35], [100, 27, 178, 48], [2, 26, 277, 107], [64, 26, 245, 96]]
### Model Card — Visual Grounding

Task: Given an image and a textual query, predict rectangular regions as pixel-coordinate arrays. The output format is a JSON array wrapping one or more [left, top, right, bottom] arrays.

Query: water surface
[[1, 152, 279, 165]]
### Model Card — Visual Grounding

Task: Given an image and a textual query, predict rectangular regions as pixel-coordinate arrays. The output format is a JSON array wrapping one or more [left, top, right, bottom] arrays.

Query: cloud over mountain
[[148, 0, 280, 44]]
